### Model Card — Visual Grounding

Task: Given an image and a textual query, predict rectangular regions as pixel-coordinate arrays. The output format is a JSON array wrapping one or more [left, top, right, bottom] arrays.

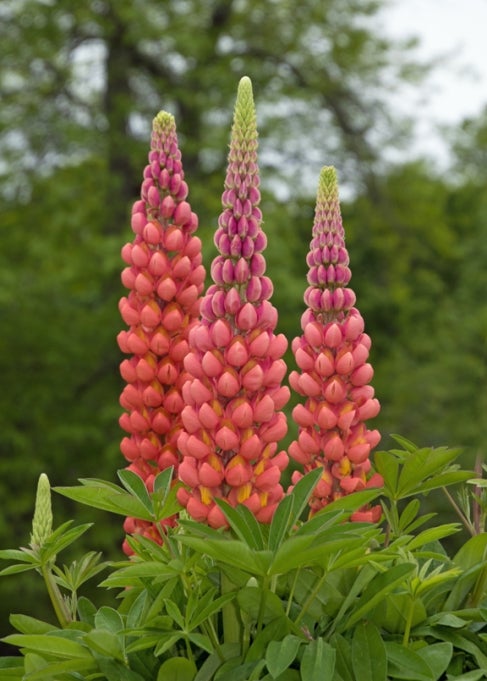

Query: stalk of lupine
[[117, 112, 205, 552], [176, 77, 290, 528], [288, 166, 382, 521]]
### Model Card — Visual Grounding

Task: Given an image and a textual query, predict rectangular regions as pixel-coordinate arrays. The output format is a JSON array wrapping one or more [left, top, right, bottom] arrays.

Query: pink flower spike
[[178, 77, 288, 525], [118, 111, 206, 554], [288, 166, 382, 517]]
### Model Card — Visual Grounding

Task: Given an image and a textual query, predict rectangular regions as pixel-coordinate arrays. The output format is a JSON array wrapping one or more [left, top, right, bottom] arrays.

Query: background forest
[[1, 0, 486, 644]]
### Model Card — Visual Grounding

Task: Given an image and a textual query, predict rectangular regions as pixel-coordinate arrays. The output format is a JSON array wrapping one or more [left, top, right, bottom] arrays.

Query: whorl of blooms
[[117, 112, 205, 553], [288, 167, 382, 521], [176, 77, 290, 528]]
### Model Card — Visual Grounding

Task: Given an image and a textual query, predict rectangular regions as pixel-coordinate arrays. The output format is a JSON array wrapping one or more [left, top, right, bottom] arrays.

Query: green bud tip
[[318, 166, 339, 197], [233, 76, 257, 140], [31, 473, 53, 549], [153, 111, 176, 134]]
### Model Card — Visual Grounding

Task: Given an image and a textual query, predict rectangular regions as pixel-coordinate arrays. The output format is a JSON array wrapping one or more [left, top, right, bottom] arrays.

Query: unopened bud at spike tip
[[30, 473, 53, 549]]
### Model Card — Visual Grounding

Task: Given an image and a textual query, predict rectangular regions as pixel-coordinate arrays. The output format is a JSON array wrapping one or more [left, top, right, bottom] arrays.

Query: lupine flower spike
[[177, 77, 290, 528], [117, 112, 205, 553], [288, 167, 383, 521]]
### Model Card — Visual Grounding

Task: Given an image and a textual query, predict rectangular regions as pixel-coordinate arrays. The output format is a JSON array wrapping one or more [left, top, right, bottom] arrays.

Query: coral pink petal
[[237, 302, 258, 330], [207, 504, 228, 529], [199, 462, 224, 487], [215, 426, 240, 451], [198, 402, 220, 429], [187, 496, 210, 522], [254, 394, 275, 423], [211, 319, 233, 347], [239, 434, 262, 461], [217, 370, 241, 398], [232, 402, 254, 428]]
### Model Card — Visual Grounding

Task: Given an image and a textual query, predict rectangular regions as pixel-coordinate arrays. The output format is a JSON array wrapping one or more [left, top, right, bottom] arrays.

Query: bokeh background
[[1, 0, 486, 645]]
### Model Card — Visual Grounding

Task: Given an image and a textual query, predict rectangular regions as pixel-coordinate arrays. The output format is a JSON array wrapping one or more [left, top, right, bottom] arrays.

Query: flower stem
[[442, 487, 474, 536], [294, 571, 327, 626], [402, 596, 415, 647], [42, 565, 71, 628], [256, 577, 269, 636], [286, 569, 301, 616], [221, 572, 241, 644]]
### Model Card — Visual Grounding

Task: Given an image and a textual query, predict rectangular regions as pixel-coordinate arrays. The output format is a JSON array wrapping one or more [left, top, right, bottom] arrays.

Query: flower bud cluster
[[176, 77, 290, 527], [288, 167, 382, 520], [117, 112, 205, 552]]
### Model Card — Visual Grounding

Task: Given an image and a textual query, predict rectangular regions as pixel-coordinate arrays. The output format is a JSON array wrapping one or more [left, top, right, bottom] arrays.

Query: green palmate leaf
[[125, 591, 152, 630], [100, 561, 178, 588], [341, 562, 416, 630], [40, 522, 94, 563], [423, 628, 487, 670], [237, 586, 285, 623], [54, 484, 154, 521], [268, 534, 314, 573], [300, 638, 335, 681], [268, 494, 295, 551], [215, 659, 264, 681], [189, 592, 235, 631], [77, 597, 97, 625], [396, 446, 463, 498], [319, 488, 382, 514], [444, 534, 487, 610], [453, 533, 487, 571], [270, 529, 374, 576], [416, 642, 453, 679], [154, 633, 184, 656], [428, 612, 469, 628], [188, 632, 214, 654], [447, 672, 487, 681], [374, 451, 401, 494], [246, 617, 294, 662], [97, 657, 147, 681], [351, 622, 387, 681], [24, 657, 99, 681], [265, 634, 302, 678], [164, 599, 185, 629], [0, 563, 38, 576], [0, 548, 37, 563], [262, 671, 300, 681], [332, 634, 354, 681], [215, 499, 265, 550], [117, 468, 153, 513], [415, 470, 474, 495], [95, 606, 125, 633], [385, 642, 435, 680], [9, 614, 57, 635], [370, 591, 426, 633], [2, 633, 92, 659], [153, 466, 174, 496], [84, 629, 125, 661], [157, 657, 197, 681], [398, 498, 421, 533], [285, 467, 323, 526], [0, 656, 24, 678], [406, 523, 460, 551], [399, 513, 437, 536], [177, 536, 271, 575], [293, 509, 345, 538], [193, 643, 241, 681], [389, 434, 419, 453]]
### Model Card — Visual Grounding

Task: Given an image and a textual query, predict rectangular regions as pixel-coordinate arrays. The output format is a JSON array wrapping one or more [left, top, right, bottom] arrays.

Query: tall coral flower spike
[[288, 167, 383, 521], [117, 112, 206, 553], [177, 77, 290, 528]]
